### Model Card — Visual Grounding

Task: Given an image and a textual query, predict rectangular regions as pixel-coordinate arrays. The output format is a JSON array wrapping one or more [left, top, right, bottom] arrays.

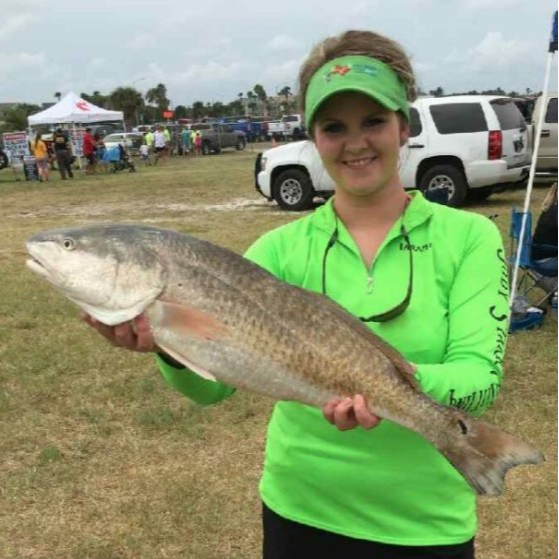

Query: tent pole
[[72, 122, 83, 170], [509, 48, 556, 309]]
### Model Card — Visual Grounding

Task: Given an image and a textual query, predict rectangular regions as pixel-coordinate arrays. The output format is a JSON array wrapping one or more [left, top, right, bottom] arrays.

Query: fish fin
[[438, 415, 545, 496], [158, 343, 218, 382], [156, 299, 228, 341]]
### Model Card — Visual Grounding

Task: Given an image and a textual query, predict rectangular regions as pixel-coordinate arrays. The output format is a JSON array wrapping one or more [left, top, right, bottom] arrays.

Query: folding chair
[[509, 208, 558, 310]]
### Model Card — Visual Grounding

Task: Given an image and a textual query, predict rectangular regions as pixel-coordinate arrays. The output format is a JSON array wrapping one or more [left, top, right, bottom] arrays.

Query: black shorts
[[85, 153, 96, 165], [154, 146, 166, 153], [262, 503, 475, 559]]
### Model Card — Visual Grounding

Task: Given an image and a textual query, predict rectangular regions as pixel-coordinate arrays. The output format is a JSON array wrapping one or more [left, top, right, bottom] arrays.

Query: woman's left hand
[[322, 395, 381, 431]]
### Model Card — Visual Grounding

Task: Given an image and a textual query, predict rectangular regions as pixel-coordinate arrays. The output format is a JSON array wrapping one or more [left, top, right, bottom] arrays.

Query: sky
[[1, 0, 557, 108]]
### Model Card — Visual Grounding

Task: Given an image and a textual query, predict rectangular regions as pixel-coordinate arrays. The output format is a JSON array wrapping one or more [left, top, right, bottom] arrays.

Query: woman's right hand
[[82, 313, 159, 353]]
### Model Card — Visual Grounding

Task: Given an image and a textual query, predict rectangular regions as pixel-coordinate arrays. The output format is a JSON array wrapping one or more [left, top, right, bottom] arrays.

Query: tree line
[[0, 83, 540, 133]]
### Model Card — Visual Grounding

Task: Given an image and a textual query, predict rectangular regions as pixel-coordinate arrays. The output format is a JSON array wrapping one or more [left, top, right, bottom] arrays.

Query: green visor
[[304, 55, 410, 129]]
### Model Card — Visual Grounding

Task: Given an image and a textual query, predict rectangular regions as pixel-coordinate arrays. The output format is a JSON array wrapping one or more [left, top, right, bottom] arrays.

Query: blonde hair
[[298, 30, 417, 115], [542, 182, 558, 212]]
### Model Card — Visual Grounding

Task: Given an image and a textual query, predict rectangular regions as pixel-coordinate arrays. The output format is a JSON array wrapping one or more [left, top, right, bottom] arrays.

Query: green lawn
[[0, 152, 556, 559]]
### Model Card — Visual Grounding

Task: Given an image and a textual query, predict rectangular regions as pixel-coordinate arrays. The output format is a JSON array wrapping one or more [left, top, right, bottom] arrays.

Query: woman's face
[[313, 92, 409, 199]]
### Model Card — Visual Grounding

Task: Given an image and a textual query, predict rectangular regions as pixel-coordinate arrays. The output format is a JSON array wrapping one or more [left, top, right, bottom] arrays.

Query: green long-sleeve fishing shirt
[[156, 191, 509, 545]]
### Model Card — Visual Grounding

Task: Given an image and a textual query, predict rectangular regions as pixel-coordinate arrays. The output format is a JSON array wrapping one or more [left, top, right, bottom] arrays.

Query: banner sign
[[162, 110, 174, 119], [23, 155, 39, 181], [2, 132, 29, 162], [70, 129, 84, 157]]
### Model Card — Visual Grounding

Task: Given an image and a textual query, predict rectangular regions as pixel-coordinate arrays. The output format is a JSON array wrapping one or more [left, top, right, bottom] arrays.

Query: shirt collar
[[312, 190, 434, 241]]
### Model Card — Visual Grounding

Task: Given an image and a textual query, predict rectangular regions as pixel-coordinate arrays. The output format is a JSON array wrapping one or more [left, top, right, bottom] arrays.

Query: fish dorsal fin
[[157, 343, 218, 383], [298, 288, 419, 390]]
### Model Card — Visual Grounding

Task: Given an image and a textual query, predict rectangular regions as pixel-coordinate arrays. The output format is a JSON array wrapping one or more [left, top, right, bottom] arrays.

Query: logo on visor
[[325, 63, 379, 82], [325, 64, 351, 81]]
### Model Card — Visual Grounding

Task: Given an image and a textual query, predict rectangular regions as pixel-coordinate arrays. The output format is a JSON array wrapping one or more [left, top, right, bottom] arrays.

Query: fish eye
[[62, 238, 76, 250]]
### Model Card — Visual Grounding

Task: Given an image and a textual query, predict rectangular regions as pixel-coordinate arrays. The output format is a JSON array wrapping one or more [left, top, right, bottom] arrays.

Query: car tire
[[202, 142, 212, 156], [236, 138, 246, 151], [467, 186, 493, 202], [419, 164, 468, 207], [273, 169, 315, 211], [0, 150, 8, 170]]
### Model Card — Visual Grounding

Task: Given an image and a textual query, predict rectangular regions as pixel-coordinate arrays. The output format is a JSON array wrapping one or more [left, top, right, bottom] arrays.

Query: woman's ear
[[399, 116, 410, 147]]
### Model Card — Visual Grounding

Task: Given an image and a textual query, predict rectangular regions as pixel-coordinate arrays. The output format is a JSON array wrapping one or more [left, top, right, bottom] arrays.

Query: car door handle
[[408, 144, 425, 149], [540, 130, 551, 137]]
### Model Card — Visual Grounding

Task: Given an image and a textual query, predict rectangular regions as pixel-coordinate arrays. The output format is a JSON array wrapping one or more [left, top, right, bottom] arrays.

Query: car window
[[104, 134, 122, 142], [490, 99, 526, 130], [429, 103, 488, 134], [545, 98, 558, 123], [409, 107, 422, 138], [282, 116, 298, 122]]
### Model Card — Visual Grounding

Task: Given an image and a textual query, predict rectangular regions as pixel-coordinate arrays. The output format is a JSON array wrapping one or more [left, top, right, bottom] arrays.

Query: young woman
[[32, 132, 50, 182], [85, 30, 510, 559]]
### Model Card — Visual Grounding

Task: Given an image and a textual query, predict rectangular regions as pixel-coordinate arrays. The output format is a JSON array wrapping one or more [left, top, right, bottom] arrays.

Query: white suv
[[255, 95, 530, 209]]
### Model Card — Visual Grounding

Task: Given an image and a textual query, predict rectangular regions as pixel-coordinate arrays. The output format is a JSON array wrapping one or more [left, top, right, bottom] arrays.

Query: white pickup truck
[[266, 114, 306, 140]]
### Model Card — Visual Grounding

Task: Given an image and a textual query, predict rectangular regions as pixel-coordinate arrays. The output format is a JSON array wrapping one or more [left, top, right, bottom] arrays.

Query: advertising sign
[[2, 132, 29, 162]]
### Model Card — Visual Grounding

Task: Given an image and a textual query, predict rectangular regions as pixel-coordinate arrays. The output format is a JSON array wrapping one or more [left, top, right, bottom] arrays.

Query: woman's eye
[[322, 123, 344, 134], [364, 118, 384, 128]]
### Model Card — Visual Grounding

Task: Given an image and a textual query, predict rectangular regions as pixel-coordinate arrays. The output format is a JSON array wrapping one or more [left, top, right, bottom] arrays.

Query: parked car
[[188, 123, 246, 154], [529, 92, 558, 176], [282, 114, 305, 140], [102, 132, 144, 156], [255, 95, 531, 210]]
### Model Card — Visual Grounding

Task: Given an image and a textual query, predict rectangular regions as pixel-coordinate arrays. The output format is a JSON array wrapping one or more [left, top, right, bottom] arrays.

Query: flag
[[550, 10, 558, 53]]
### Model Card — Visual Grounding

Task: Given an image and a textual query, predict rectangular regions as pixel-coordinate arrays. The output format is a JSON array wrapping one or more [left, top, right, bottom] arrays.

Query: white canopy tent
[[28, 92, 123, 126]]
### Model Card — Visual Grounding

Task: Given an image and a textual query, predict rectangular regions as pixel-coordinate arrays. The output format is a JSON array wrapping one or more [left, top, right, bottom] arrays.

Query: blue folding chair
[[509, 208, 558, 311]]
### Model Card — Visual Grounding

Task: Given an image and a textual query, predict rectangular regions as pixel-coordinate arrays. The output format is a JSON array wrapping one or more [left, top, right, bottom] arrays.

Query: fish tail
[[438, 417, 545, 496]]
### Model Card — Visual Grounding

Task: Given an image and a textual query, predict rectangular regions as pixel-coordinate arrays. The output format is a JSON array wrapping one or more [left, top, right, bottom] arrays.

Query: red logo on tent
[[76, 101, 91, 111]]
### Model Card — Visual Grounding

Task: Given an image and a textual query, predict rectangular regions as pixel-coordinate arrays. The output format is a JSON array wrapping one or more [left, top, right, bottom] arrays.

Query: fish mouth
[[25, 244, 61, 283]]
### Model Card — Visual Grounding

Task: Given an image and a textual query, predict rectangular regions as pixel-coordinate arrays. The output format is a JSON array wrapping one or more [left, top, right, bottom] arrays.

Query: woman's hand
[[81, 313, 159, 353], [322, 395, 381, 431]]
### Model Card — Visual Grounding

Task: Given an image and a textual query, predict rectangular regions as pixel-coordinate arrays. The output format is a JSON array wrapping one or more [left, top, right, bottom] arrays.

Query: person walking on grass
[[82, 127, 97, 175], [84, 29, 511, 559], [180, 127, 192, 156], [52, 127, 74, 180], [32, 132, 50, 182], [153, 125, 167, 165]]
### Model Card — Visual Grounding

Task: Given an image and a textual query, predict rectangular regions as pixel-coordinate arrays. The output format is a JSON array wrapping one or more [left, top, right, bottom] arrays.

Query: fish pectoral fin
[[155, 299, 228, 341], [158, 343, 218, 382]]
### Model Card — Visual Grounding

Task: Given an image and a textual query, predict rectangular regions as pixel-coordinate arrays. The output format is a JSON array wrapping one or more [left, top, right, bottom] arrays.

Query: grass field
[[0, 150, 556, 559]]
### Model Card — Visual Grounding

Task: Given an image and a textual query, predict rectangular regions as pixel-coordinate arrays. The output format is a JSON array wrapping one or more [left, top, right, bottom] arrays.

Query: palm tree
[[108, 87, 145, 126], [54, 92, 62, 102]]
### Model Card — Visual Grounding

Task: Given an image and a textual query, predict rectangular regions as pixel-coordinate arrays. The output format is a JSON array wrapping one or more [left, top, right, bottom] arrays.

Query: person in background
[[532, 181, 558, 291], [84, 29, 510, 558], [139, 133, 151, 166], [52, 126, 74, 180], [180, 127, 192, 157], [163, 126, 172, 155], [82, 127, 97, 175], [194, 131, 202, 156], [32, 132, 50, 182], [145, 128, 155, 161], [153, 125, 167, 165]]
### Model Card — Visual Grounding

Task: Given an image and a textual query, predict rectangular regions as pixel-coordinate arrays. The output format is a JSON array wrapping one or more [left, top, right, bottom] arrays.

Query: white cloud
[[0, 52, 46, 75], [444, 32, 532, 69], [461, 0, 521, 8], [0, 15, 37, 42], [126, 33, 155, 50], [266, 35, 300, 51]]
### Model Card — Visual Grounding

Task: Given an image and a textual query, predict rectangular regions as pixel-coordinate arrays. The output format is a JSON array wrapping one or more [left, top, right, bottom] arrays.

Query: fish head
[[26, 224, 167, 325]]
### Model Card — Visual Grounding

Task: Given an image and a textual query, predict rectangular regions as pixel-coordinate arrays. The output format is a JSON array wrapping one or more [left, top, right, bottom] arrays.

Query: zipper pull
[[366, 275, 374, 294]]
